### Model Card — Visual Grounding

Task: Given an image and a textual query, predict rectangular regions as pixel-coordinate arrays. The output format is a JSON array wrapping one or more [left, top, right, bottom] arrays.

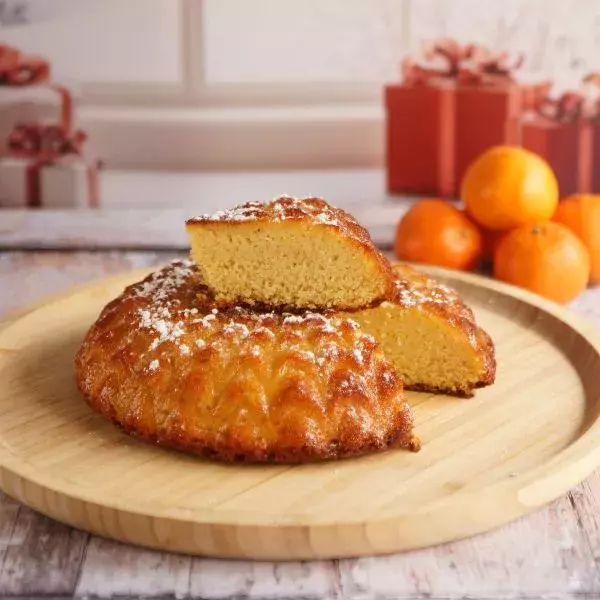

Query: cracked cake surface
[[75, 260, 420, 463]]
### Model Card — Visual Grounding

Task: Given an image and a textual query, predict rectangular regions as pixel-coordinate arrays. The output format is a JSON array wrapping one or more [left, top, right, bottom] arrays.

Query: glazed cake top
[[125, 259, 378, 375], [76, 259, 420, 462]]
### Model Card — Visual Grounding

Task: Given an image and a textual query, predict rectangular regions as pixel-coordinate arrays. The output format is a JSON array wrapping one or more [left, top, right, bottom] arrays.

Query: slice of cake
[[344, 263, 496, 397], [186, 196, 395, 310]]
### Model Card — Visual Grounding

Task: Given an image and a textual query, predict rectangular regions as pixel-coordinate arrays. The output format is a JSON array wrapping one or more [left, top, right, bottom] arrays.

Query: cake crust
[[75, 260, 420, 463]]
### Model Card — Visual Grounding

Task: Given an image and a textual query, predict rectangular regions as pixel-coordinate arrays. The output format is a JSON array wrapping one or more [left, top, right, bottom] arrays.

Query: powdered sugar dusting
[[294, 349, 316, 363], [133, 259, 196, 302], [143, 314, 185, 351], [130, 260, 200, 364], [394, 273, 464, 312], [223, 321, 250, 338], [188, 196, 344, 227], [126, 261, 388, 380]]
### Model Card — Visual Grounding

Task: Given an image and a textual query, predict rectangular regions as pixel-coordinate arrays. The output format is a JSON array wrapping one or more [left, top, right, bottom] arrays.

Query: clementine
[[494, 222, 590, 303], [462, 146, 559, 231], [553, 194, 600, 284], [394, 199, 482, 270]]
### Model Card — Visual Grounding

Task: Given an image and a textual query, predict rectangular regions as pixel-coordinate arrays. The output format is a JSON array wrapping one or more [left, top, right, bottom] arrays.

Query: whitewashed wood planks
[[1, 250, 600, 597]]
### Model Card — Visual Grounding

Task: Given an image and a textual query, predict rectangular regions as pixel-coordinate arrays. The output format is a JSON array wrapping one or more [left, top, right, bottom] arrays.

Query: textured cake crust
[[390, 264, 496, 397], [75, 260, 420, 463], [186, 196, 396, 310]]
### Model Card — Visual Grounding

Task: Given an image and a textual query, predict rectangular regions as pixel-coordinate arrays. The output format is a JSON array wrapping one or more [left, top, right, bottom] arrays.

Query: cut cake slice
[[344, 263, 496, 397], [186, 196, 395, 310]]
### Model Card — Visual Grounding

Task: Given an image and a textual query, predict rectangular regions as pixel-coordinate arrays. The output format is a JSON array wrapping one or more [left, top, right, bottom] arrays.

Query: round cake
[[75, 260, 420, 463]]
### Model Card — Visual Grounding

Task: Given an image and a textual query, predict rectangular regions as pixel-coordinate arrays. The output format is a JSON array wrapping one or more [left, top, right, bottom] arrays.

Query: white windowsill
[[79, 103, 383, 123], [78, 103, 385, 170]]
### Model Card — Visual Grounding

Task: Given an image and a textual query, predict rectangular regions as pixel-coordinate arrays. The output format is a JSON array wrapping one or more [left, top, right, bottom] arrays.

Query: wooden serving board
[[1, 266, 600, 561]]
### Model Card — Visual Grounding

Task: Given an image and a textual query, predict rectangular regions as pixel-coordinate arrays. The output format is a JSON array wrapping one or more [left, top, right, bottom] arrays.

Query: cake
[[185, 196, 395, 310], [75, 260, 420, 463], [345, 264, 496, 397]]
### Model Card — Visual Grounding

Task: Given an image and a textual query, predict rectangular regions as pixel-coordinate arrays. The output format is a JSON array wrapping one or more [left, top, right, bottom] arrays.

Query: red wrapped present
[[521, 91, 593, 196], [593, 123, 600, 193], [386, 39, 548, 197], [386, 83, 455, 196], [583, 73, 600, 193], [454, 85, 522, 192]]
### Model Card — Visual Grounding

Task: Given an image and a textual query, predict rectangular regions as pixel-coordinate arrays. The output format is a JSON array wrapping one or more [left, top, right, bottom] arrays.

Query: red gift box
[[522, 118, 592, 196], [454, 84, 523, 192], [386, 40, 547, 197], [593, 123, 600, 193], [386, 83, 455, 196], [521, 91, 595, 196]]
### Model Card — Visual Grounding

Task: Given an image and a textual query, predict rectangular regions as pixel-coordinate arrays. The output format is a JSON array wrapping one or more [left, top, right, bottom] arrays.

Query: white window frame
[[82, 0, 411, 107], [75, 0, 411, 170]]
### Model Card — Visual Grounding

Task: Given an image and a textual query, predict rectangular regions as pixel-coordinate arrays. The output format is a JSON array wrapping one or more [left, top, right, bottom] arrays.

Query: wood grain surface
[[1, 249, 600, 597], [0, 250, 599, 599], [2, 265, 600, 560]]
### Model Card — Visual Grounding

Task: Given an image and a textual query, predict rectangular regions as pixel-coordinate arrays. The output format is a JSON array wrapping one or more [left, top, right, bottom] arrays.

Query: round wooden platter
[[1, 266, 600, 561]]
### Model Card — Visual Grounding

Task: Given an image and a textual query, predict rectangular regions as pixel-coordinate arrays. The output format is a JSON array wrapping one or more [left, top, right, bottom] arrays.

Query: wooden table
[[2, 187, 600, 599]]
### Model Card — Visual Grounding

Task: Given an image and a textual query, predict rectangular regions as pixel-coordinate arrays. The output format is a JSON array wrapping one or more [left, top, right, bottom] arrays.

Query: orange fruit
[[494, 222, 590, 303], [462, 146, 559, 231], [553, 194, 600, 284], [394, 198, 482, 270]]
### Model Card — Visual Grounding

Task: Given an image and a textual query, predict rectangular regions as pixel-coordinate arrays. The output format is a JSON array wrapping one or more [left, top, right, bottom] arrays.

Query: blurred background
[[0, 0, 599, 212]]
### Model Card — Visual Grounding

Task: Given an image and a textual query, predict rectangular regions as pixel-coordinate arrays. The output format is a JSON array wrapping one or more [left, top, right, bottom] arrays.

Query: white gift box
[[0, 155, 99, 209], [40, 159, 98, 208], [0, 156, 34, 207]]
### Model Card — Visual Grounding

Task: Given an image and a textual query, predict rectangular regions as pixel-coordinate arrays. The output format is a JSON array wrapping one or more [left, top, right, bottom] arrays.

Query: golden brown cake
[[75, 260, 420, 463], [344, 264, 496, 397], [186, 196, 395, 310]]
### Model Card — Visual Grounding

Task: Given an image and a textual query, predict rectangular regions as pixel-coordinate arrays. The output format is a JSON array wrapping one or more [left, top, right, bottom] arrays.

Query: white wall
[[1, 0, 600, 170], [0, 0, 181, 84], [3, 0, 600, 90]]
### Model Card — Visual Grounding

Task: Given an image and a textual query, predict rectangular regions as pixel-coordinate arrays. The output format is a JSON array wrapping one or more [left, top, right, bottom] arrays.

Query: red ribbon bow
[[0, 43, 50, 86], [8, 123, 87, 163], [536, 92, 588, 123], [535, 72, 600, 123], [582, 73, 600, 122], [402, 38, 523, 87]]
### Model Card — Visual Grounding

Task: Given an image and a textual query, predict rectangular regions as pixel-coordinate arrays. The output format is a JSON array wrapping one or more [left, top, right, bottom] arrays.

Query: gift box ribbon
[[536, 92, 588, 123], [583, 73, 600, 123], [402, 38, 523, 87], [0, 43, 50, 86]]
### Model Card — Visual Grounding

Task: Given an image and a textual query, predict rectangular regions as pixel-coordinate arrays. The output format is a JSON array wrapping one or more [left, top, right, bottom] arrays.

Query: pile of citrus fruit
[[394, 146, 600, 304]]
